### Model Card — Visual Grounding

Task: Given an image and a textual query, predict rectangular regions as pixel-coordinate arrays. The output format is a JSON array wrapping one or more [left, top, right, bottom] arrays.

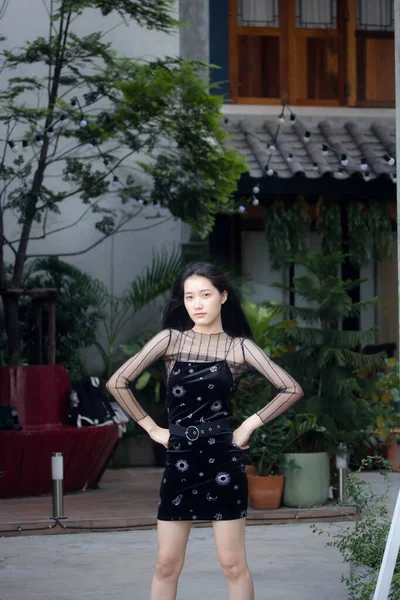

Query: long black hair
[[162, 262, 253, 339]]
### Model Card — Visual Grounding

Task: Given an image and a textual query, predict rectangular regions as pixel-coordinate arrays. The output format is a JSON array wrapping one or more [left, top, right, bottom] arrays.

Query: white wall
[[1, 1, 181, 370]]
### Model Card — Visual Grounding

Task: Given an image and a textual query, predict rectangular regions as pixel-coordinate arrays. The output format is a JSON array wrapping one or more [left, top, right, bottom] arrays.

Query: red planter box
[[0, 366, 119, 497]]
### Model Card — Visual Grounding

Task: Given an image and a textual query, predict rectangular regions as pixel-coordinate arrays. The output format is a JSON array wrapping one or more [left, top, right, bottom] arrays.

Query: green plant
[[18, 257, 105, 377], [94, 249, 183, 379], [366, 358, 400, 445], [268, 252, 385, 454], [0, 0, 247, 361], [241, 301, 294, 356], [312, 457, 400, 600], [237, 383, 318, 475], [120, 334, 165, 403]]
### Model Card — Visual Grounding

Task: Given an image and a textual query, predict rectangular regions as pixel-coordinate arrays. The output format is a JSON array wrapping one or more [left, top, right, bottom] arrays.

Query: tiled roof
[[223, 116, 396, 182]]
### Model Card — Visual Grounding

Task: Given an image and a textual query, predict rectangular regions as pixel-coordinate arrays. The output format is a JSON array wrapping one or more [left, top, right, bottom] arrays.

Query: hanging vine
[[316, 197, 342, 255], [264, 196, 310, 269], [262, 195, 393, 270], [367, 200, 393, 262], [347, 201, 371, 266]]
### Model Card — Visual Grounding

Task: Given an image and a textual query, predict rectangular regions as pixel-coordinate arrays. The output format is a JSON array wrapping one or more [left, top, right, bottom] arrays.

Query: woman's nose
[[194, 299, 203, 309]]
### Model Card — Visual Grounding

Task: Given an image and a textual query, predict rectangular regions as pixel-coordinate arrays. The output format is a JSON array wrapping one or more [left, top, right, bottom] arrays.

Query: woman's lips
[[194, 313, 206, 317]]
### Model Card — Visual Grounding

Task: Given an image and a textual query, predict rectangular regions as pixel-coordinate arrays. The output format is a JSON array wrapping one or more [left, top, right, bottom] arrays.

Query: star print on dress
[[210, 365, 218, 372], [192, 515, 198, 520], [209, 458, 215, 464], [208, 437, 216, 445], [189, 368, 194, 373], [232, 457, 237, 462], [172, 385, 186, 397], [175, 459, 189, 472], [215, 472, 231, 486], [197, 396, 202, 401], [172, 369, 180, 376], [199, 472, 204, 477], [215, 513, 223, 520], [172, 494, 183, 506], [192, 489, 198, 495], [208, 384, 215, 389]]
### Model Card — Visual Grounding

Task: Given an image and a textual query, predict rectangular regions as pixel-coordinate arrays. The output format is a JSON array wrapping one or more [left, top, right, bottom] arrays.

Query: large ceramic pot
[[282, 452, 330, 507], [247, 474, 285, 509]]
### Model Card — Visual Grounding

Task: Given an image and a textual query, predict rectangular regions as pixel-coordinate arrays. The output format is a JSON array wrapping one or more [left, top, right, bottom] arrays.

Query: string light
[[252, 196, 259, 206], [80, 118, 87, 128], [22, 140, 29, 152], [312, 163, 318, 171], [112, 175, 119, 187], [363, 171, 371, 181], [392, 174, 397, 183], [340, 154, 348, 166], [290, 113, 296, 123], [8, 140, 17, 153], [286, 153, 293, 163], [278, 112, 285, 123], [303, 131, 311, 143], [252, 184, 260, 194], [268, 144, 276, 152], [322, 144, 328, 156], [384, 154, 395, 166], [35, 134, 43, 146], [266, 168, 274, 176], [238, 205, 246, 213], [60, 113, 67, 121], [360, 157, 368, 171]]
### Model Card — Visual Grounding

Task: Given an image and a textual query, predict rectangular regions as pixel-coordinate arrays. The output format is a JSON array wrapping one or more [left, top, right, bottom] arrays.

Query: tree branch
[[26, 214, 173, 258]]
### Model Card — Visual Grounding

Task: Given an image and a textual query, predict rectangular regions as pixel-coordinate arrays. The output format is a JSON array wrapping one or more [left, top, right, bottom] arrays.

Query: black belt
[[169, 418, 231, 442]]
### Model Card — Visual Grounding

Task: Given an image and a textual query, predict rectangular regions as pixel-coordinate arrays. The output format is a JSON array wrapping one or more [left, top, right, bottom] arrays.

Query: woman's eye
[[203, 294, 210, 298]]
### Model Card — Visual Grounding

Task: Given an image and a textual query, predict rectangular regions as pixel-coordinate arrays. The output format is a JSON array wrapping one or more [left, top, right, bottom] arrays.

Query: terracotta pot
[[244, 464, 257, 476], [247, 474, 285, 509]]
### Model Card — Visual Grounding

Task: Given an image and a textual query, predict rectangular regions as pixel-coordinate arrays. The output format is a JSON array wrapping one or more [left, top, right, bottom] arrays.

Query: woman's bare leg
[[150, 520, 192, 600], [213, 518, 254, 600]]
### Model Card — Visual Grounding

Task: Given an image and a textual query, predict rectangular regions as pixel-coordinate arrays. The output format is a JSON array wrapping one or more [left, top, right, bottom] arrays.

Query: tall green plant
[[268, 252, 385, 453], [95, 249, 183, 379], [19, 257, 106, 377]]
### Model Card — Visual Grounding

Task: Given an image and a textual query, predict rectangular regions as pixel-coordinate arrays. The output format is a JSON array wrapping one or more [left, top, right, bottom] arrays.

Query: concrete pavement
[[2, 522, 347, 600]]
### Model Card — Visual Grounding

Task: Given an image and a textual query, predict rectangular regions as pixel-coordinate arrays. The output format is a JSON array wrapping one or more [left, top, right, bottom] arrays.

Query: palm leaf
[[128, 247, 183, 313]]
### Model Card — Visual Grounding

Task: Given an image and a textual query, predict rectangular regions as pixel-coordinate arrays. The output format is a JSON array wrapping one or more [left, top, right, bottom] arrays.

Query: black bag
[[0, 404, 22, 431], [68, 376, 117, 427]]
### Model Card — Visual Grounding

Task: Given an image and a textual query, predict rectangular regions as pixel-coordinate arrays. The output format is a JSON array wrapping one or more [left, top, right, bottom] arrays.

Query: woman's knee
[[219, 555, 250, 582], [155, 553, 184, 581]]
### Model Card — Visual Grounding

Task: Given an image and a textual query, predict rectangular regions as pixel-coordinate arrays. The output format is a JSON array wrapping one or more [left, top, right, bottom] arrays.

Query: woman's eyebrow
[[184, 288, 212, 294]]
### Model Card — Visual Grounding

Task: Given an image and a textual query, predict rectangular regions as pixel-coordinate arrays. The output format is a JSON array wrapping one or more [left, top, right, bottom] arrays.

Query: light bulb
[[8, 141, 17, 153], [252, 185, 260, 194], [303, 131, 311, 143], [385, 154, 395, 166], [360, 158, 368, 171], [22, 140, 29, 152], [112, 175, 119, 187], [278, 113, 285, 123], [252, 197, 259, 206], [286, 153, 293, 163], [266, 168, 274, 176], [137, 198, 144, 205], [340, 154, 348, 166], [312, 163, 318, 171], [80, 119, 87, 128], [290, 113, 296, 123], [238, 205, 246, 213], [322, 145, 328, 156], [269, 144, 276, 152]]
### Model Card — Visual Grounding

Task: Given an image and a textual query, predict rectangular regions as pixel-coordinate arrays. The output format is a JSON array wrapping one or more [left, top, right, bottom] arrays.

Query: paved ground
[[1, 472, 398, 600], [1, 523, 347, 600]]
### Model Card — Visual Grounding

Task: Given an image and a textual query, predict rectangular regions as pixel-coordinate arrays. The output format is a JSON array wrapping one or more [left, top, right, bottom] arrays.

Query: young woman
[[107, 262, 303, 600]]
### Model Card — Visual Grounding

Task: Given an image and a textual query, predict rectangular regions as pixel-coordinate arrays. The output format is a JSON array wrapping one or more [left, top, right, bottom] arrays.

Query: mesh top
[[107, 329, 303, 424]]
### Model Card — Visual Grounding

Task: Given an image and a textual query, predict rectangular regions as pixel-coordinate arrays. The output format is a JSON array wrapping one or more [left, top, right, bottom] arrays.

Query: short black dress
[[109, 328, 303, 523], [158, 358, 247, 521]]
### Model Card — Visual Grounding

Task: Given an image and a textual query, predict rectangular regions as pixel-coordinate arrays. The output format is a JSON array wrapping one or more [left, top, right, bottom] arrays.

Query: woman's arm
[[236, 338, 304, 441], [106, 329, 172, 437]]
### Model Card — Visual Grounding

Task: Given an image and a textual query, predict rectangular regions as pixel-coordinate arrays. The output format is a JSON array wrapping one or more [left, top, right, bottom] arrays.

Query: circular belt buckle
[[185, 425, 200, 442]]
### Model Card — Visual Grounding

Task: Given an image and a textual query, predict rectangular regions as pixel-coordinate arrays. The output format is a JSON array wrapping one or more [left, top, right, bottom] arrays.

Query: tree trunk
[[2, 293, 21, 364]]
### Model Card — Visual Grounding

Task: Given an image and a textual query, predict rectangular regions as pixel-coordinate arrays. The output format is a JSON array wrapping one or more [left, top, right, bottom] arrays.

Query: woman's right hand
[[149, 426, 170, 448]]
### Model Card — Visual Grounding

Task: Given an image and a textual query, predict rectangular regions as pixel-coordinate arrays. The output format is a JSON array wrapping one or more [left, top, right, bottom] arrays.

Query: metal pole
[[372, 488, 400, 600], [337, 468, 347, 502], [51, 452, 65, 519]]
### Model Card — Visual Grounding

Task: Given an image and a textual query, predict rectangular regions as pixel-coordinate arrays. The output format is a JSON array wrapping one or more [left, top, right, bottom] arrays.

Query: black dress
[[108, 328, 303, 522]]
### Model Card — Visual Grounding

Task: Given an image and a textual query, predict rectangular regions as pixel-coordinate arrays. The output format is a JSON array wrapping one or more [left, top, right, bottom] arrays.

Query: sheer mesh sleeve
[[106, 329, 172, 422], [241, 338, 303, 424]]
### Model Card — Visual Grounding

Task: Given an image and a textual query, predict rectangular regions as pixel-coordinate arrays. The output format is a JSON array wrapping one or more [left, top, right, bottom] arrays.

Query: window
[[228, 0, 394, 107]]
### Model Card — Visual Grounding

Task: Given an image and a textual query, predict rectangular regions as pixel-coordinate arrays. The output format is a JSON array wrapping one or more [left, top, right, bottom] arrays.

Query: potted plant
[[237, 383, 318, 509], [312, 457, 400, 599], [266, 252, 385, 506], [365, 358, 400, 470]]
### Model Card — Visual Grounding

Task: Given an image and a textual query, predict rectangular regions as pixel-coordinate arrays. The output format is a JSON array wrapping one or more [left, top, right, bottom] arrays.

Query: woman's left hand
[[232, 424, 252, 450]]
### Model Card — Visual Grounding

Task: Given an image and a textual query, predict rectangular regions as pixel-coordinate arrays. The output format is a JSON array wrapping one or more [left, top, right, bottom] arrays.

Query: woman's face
[[183, 275, 227, 329]]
